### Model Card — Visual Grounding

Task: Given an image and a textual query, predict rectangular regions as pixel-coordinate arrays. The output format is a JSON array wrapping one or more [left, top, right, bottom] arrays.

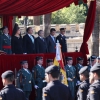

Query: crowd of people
[[0, 24, 67, 54], [0, 55, 100, 100], [0, 24, 100, 100]]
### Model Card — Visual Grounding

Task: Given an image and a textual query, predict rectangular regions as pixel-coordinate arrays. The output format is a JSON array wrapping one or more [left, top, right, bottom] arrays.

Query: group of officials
[[0, 24, 67, 54], [0, 55, 100, 100]]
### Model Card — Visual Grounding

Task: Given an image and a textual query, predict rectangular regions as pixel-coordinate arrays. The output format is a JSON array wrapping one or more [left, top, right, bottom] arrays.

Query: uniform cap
[[45, 65, 60, 74], [20, 61, 28, 65], [77, 57, 84, 61], [89, 55, 97, 61], [1, 70, 14, 79], [35, 56, 43, 61], [90, 63, 100, 72], [79, 66, 88, 74], [65, 57, 73, 61], [47, 59, 53, 63]]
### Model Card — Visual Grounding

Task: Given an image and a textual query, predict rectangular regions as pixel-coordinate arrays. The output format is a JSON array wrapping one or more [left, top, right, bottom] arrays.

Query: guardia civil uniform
[[0, 26, 12, 54], [65, 57, 76, 100], [87, 63, 100, 100], [17, 61, 35, 100], [32, 57, 45, 100], [43, 65, 71, 100], [77, 66, 89, 100], [0, 70, 26, 100]]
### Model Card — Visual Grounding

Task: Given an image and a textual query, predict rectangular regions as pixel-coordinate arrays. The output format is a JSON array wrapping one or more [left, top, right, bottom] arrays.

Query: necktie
[[29, 35, 34, 43], [6, 34, 9, 38], [42, 38, 44, 42], [25, 69, 30, 74], [53, 37, 55, 42]]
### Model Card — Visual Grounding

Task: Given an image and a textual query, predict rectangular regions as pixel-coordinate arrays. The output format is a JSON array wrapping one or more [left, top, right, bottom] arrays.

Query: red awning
[[0, 0, 87, 16]]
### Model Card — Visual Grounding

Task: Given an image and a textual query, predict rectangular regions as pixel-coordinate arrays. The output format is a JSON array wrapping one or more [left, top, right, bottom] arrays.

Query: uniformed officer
[[56, 28, 67, 52], [65, 57, 76, 100], [0, 26, 12, 54], [46, 59, 53, 67], [77, 66, 89, 100], [88, 55, 97, 71], [32, 56, 45, 100], [43, 65, 71, 100], [76, 57, 84, 81], [0, 70, 26, 100], [87, 63, 100, 100], [17, 61, 35, 100]]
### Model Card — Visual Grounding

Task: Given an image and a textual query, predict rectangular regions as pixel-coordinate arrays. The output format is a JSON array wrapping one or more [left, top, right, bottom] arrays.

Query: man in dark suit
[[23, 27, 35, 54], [0, 70, 26, 100], [0, 26, 12, 54], [46, 28, 56, 53], [32, 56, 45, 100], [43, 65, 71, 100], [35, 30, 48, 53], [56, 28, 67, 52]]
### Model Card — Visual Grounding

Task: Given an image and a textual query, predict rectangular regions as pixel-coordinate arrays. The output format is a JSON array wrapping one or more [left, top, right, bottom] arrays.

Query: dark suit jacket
[[0, 84, 26, 100], [35, 37, 48, 53], [46, 35, 56, 53], [23, 34, 35, 54], [43, 80, 71, 100], [11, 36, 23, 54], [56, 34, 67, 52]]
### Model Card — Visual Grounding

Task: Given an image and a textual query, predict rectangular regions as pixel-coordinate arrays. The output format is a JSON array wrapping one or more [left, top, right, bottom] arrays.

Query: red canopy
[[1, 0, 96, 54], [0, 0, 86, 16]]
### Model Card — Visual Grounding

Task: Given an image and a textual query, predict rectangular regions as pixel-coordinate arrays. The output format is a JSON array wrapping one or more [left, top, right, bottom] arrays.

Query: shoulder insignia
[[44, 93, 47, 96], [80, 89, 83, 92], [90, 90, 94, 94]]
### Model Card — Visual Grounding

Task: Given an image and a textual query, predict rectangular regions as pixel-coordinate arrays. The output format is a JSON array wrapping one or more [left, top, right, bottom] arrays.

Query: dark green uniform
[[76, 64, 83, 80], [65, 65, 76, 100], [17, 68, 35, 100], [0, 34, 12, 54], [32, 64, 45, 100]]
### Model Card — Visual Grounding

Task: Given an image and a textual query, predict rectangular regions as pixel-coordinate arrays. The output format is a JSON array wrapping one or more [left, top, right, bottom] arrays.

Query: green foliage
[[51, 3, 87, 24]]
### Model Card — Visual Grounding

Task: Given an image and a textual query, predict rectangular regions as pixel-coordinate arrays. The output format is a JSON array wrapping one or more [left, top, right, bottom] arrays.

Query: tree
[[51, 3, 87, 24], [44, 13, 52, 37], [91, 0, 100, 56]]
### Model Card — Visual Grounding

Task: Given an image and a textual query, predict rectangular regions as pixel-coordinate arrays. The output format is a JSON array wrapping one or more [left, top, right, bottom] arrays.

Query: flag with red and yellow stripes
[[54, 40, 68, 86]]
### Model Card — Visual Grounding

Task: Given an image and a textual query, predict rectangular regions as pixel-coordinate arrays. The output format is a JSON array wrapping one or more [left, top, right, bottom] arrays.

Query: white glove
[[34, 85, 39, 89], [67, 77, 72, 81]]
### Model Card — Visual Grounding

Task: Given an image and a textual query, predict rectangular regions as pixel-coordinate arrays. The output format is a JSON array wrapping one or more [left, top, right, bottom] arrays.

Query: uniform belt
[[2, 46, 11, 49]]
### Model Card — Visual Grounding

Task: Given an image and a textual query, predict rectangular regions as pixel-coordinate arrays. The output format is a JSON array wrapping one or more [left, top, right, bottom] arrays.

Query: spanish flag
[[54, 40, 68, 86]]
